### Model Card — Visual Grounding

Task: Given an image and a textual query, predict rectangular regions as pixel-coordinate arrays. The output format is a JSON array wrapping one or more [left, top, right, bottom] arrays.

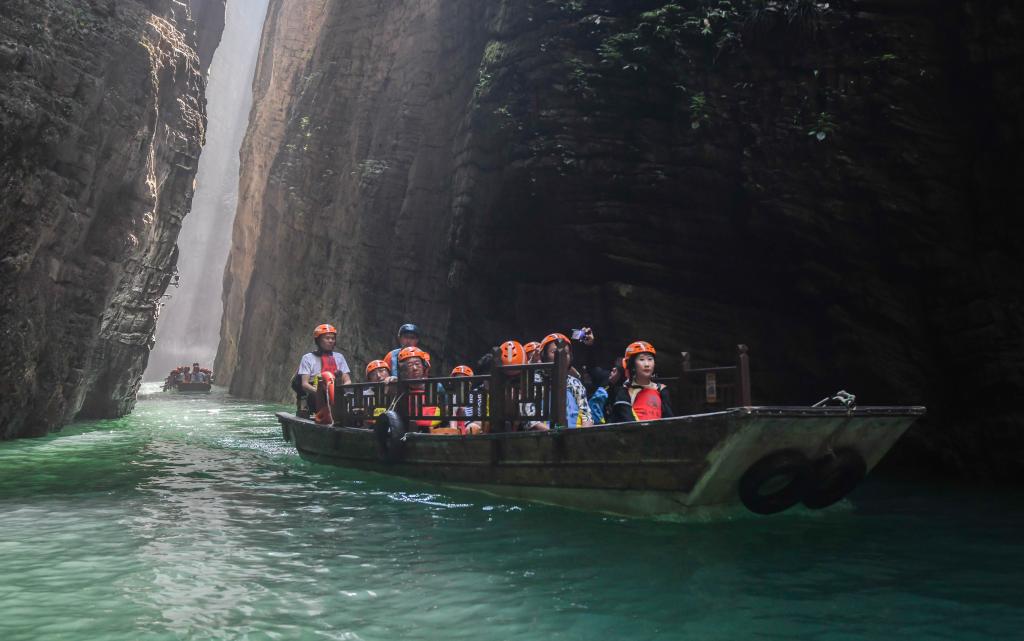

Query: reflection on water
[[1, 385, 1022, 641]]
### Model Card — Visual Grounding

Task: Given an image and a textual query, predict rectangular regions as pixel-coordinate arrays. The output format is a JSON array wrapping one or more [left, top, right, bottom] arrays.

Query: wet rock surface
[[214, 0, 1016, 481], [0, 0, 225, 438]]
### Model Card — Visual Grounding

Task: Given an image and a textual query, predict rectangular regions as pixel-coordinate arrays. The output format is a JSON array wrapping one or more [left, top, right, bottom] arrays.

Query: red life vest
[[319, 351, 339, 375], [630, 386, 663, 421]]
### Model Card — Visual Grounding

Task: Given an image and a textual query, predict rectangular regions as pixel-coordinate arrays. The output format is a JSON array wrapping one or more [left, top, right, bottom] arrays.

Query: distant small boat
[[276, 345, 925, 518], [162, 365, 214, 393]]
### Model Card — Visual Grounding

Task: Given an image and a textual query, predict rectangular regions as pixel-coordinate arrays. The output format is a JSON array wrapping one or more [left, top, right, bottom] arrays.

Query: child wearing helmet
[[609, 341, 673, 423]]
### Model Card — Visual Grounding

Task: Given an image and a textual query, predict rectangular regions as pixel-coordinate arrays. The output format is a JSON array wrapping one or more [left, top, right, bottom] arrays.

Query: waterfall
[[146, 0, 269, 380]]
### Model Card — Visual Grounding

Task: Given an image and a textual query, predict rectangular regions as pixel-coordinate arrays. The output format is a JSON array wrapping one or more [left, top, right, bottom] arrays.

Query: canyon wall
[[218, 0, 1023, 480], [0, 0, 225, 438], [146, 0, 269, 379]]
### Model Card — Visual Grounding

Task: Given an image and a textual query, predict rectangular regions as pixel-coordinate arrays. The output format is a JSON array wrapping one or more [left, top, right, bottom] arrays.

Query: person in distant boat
[[385, 323, 421, 376], [191, 363, 205, 383], [609, 341, 673, 423], [539, 332, 594, 428], [296, 324, 352, 410]]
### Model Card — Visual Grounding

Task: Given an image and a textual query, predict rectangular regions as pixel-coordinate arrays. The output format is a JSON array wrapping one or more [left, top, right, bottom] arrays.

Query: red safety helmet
[[313, 323, 337, 339], [365, 360, 390, 376], [499, 340, 527, 367], [539, 333, 570, 351], [451, 365, 474, 377], [523, 341, 541, 356]]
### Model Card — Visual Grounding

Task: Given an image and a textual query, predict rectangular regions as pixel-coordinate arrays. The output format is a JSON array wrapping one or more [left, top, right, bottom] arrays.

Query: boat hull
[[277, 406, 924, 517], [175, 382, 212, 392]]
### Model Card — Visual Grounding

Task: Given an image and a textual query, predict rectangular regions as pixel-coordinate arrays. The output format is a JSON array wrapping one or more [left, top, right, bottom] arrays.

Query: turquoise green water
[[1, 386, 1022, 641]]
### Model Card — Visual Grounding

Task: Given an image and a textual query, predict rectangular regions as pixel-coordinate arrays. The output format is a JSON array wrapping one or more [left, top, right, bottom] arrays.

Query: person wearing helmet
[[365, 359, 391, 383], [360, 360, 392, 424], [538, 332, 594, 428], [609, 341, 673, 423], [294, 324, 352, 410], [385, 323, 421, 376], [466, 341, 547, 433], [447, 365, 474, 432], [397, 346, 444, 432]]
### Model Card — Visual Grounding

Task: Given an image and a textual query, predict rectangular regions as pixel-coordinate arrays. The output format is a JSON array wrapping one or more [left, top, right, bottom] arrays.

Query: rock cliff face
[[0, 0, 225, 438], [218, 0, 1023, 480]]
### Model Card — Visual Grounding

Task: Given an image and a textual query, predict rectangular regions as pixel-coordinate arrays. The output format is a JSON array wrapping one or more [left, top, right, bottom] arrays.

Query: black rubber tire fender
[[802, 449, 867, 509], [738, 449, 812, 515], [374, 410, 406, 464]]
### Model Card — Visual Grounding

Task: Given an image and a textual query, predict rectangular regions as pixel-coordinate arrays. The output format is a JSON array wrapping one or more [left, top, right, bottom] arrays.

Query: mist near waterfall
[[146, 0, 269, 380]]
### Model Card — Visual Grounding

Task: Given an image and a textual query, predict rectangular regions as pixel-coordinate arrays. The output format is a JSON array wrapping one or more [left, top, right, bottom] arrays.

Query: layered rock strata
[[218, 0, 1023, 480], [0, 0, 225, 438]]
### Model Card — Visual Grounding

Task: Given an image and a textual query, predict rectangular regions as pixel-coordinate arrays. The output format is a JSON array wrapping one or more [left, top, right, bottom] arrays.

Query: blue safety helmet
[[397, 323, 420, 338]]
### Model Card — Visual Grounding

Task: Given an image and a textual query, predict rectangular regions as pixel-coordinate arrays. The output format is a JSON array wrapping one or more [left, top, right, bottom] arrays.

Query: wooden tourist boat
[[276, 345, 924, 518]]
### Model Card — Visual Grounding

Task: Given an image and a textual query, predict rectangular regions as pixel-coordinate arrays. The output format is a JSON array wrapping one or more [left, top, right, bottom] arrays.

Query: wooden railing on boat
[[676, 344, 752, 415], [306, 341, 752, 430], [324, 343, 570, 432]]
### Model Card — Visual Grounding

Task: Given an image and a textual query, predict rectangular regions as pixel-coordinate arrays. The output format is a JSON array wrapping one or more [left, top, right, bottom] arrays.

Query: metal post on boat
[[553, 340, 569, 429], [738, 344, 752, 406], [490, 346, 507, 432]]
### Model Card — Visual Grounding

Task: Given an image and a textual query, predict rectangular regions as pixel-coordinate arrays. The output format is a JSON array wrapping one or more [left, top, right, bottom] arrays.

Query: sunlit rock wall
[[0, 0, 225, 438], [147, 0, 268, 380], [218, 0, 1023, 480]]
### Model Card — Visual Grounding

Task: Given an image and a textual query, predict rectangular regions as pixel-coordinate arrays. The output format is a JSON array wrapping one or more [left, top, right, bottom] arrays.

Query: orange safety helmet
[[398, 346, 431, 367], [624, 341, 656, 359], [451, 365, 474, 377], [499, 340, 527, 367], [313, 323, 337, 339], [623, 341, 656, 371], [539, 332, 570, 351], [365, 360, 390, 377], [523, 341, 541, 356]]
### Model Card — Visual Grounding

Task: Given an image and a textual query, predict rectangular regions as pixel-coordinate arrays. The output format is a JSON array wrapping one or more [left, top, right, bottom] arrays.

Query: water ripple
[[1, 391, 1022, 640]]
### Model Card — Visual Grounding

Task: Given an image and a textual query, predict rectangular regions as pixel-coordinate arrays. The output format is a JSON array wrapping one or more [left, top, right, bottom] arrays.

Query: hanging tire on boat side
[[374, 410, 406, 464], [802, 449, 867, 509], [738, 449, 812, 515]]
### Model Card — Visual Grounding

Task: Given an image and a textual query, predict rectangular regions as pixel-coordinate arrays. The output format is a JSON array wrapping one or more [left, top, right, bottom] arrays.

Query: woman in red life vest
[[609, 341, 674, 423], [297, 324, 353, 406]]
